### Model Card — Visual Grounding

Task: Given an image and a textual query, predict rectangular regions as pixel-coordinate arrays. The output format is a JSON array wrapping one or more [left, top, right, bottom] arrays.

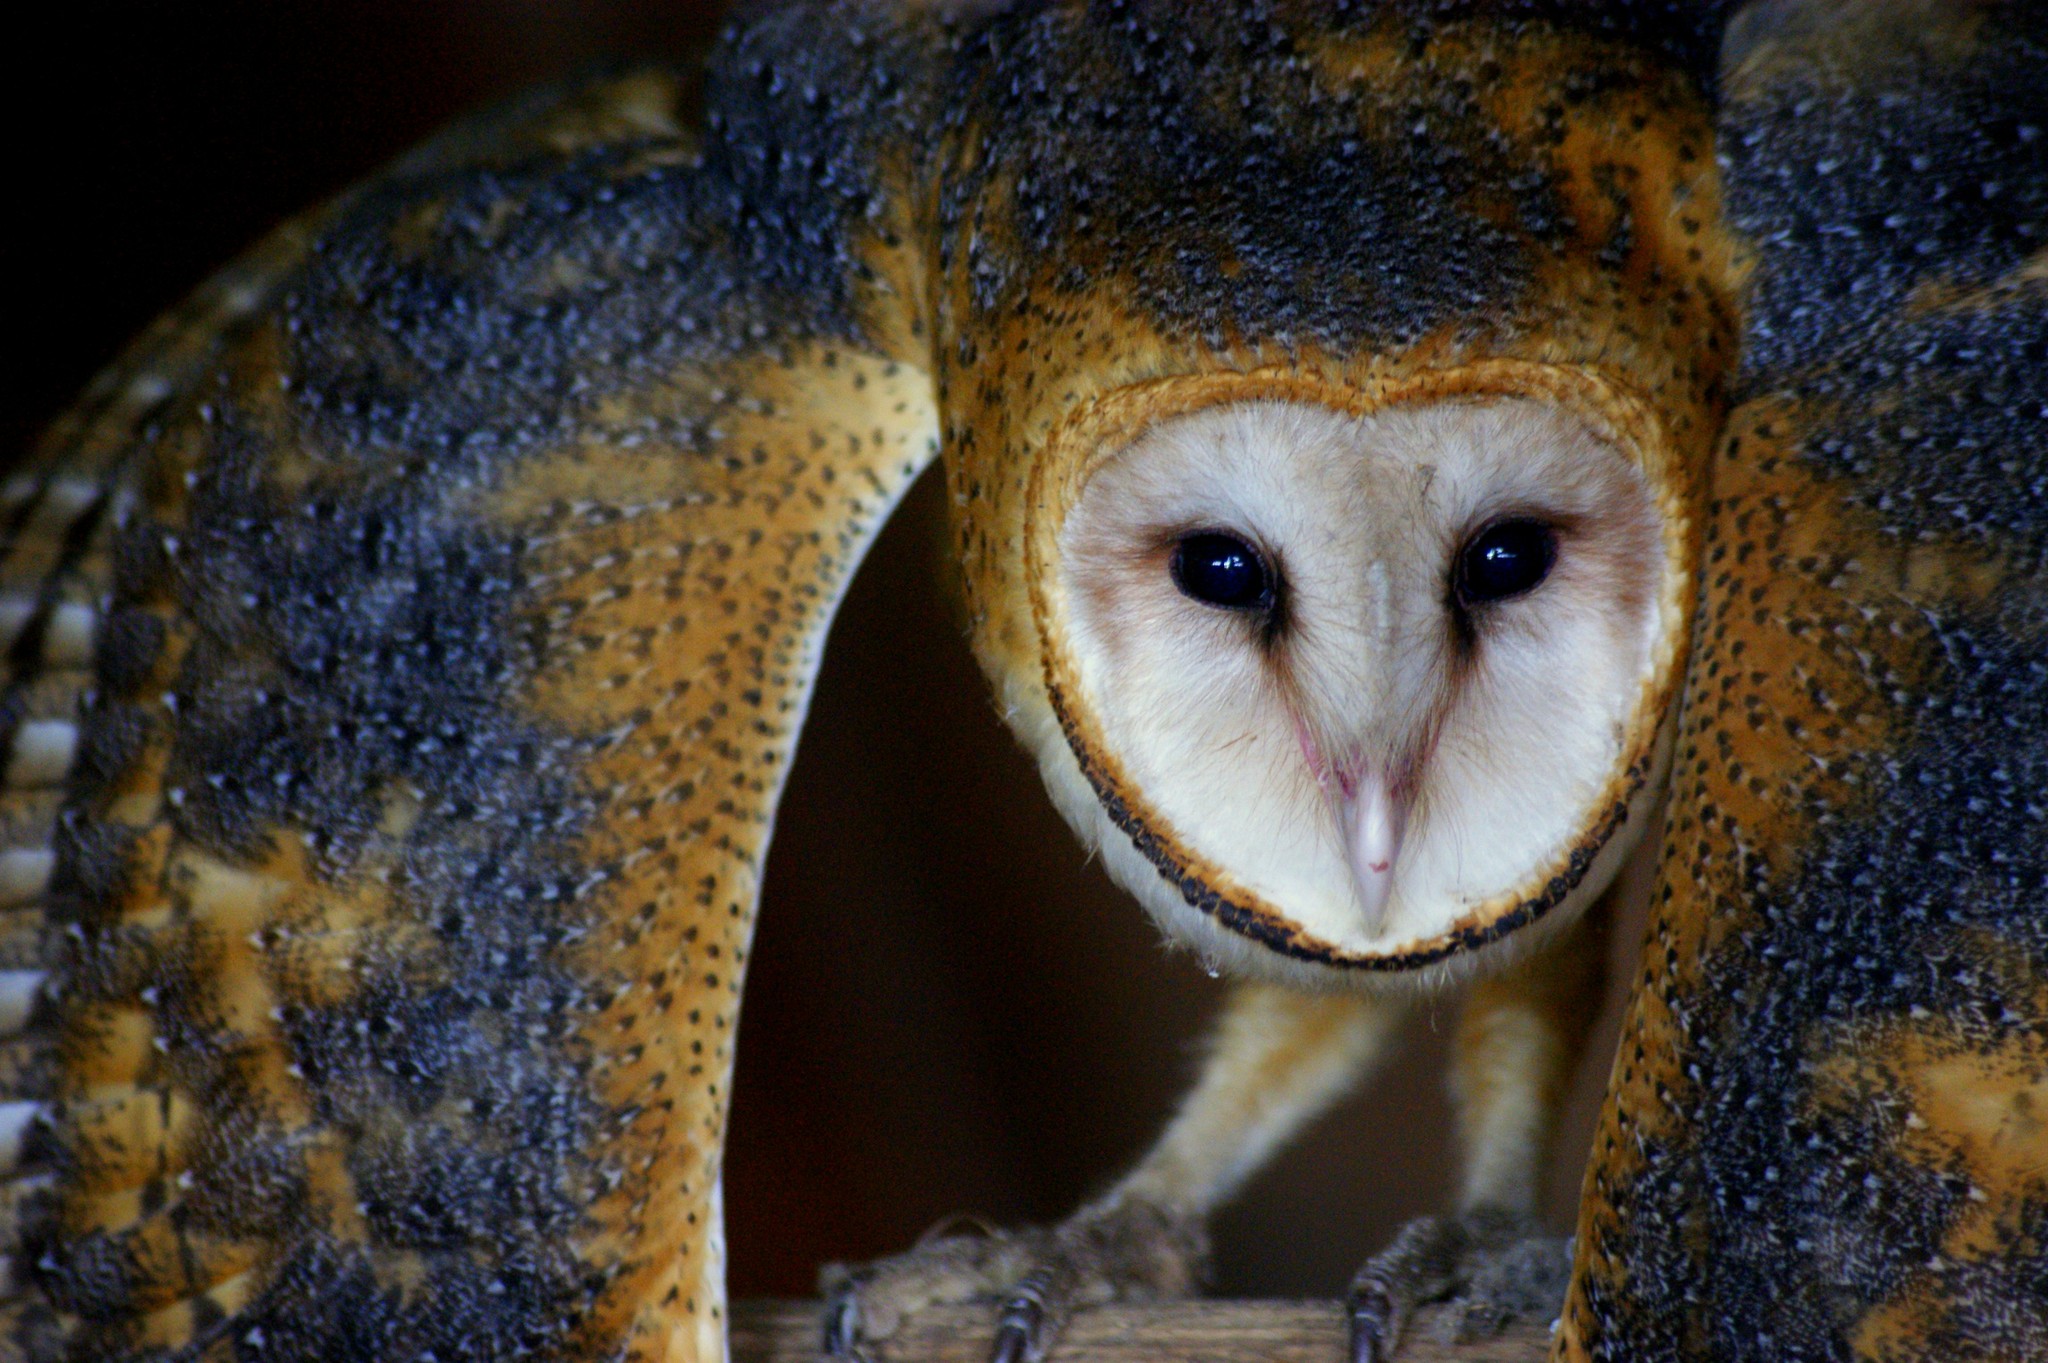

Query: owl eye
[[1456, 518, 1557, 606], [1171, 532, 1273, 611]]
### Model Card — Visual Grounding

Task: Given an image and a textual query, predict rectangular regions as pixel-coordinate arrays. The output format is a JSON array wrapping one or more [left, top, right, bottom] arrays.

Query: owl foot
[[820, 1196, 1207, 1363], [1345, 1209, 1569, 1363]]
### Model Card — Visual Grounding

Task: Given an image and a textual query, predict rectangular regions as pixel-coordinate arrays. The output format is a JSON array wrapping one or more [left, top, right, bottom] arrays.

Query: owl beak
[[1336, 771, 1406, 935], [1294, 722, 1409, 933]]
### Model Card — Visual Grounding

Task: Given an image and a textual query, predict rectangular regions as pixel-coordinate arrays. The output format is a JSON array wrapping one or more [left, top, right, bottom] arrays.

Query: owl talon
[[1345, 1210, 1569, 1361], [1347, 1287, 1396, 1363], [820, 1198, 1205, 1362], [989, 1326, 1029, 1363], [989, 1267, 1051, 1363], [821, 1274, 868, 1357]]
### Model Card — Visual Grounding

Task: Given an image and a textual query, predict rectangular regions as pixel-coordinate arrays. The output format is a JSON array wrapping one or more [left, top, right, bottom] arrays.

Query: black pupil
[[1172, 533, 1268, 609], [1459, 520, 1556, 604]]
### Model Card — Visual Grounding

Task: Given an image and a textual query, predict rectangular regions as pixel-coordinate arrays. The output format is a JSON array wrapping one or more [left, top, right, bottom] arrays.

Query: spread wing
[[3, 16, 946, 1361], [1562, 4, 2048, 1357]]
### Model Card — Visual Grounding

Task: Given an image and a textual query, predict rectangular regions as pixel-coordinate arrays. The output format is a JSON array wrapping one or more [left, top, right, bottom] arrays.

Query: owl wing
[[1562, 3, 2048, 1357], [3, 17, 946, 1362]]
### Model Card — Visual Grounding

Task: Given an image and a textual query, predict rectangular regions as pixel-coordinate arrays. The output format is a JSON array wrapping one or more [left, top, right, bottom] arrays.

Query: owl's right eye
[[1171, 532, 1273, 611]]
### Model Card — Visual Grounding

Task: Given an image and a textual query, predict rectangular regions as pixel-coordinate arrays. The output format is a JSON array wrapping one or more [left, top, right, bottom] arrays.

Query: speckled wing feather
[[0, 16, 944, 1361], [3, 1, 1769, 1359], [1561, 3, 2048, 1358]]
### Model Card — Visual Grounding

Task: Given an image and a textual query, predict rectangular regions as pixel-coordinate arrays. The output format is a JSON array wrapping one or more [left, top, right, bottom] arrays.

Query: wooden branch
[[730, 1299, 1549, 1362]]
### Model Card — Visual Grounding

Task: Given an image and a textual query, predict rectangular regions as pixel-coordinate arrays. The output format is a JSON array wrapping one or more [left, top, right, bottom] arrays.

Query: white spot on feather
[[0, 596, 35, 650], [0, 849, 54, 906], [0, 972, 43, 1035], [6, 721, 78, 789], [43, 602, 96, 668], [125, 372, 173, 406], [41, 478, 101, 518], [0, 1102, 42, 1170]]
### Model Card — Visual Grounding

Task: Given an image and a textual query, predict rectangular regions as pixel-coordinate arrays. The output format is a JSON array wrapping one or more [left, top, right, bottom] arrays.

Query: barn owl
[[0, 3, 1745, 1362], [1560, 1, 2048, 1358]]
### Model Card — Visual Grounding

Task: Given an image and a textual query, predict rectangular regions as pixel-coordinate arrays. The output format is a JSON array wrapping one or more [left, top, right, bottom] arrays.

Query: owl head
[[1019, 363, 1694, 985], [929, 1, 1738, 986]]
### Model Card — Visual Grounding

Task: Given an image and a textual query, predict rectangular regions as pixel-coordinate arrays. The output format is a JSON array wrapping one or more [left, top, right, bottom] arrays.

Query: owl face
[[1023, 369, 1687, 982]]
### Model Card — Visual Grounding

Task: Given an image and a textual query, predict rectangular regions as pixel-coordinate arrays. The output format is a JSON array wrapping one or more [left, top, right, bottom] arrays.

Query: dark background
[[12, 1, 1646, 1300]]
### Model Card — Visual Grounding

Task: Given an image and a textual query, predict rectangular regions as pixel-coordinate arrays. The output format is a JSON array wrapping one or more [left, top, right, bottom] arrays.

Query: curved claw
[[1346, 1213, 1459, 1363], [1347, 1210, 1571, 1360], [824, 1199, 1204, 1362], [1346, 1274, 1401, 1363], [990, 1267, 1054, 1363], [822, 1272, 870, 1357]]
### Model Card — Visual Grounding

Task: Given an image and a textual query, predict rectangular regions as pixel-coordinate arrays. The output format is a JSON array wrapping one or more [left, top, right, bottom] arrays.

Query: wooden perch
[[729, 1300, 1550, 1362]]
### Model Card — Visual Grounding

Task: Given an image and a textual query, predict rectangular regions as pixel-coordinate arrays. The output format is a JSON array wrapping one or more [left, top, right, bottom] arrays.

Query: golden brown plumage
[[19, 4, 2039, 1363], [1560, 2, 2048, 1358], [904, 14, 1735, 1353], [4, 48, 945, 1358], [6, 6, 1739, 1356]]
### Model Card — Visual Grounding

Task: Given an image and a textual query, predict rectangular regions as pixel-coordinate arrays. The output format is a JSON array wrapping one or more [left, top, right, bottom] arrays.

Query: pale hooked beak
[[1335, 769, 1406, 934], [1296, 721, 1410, 934]]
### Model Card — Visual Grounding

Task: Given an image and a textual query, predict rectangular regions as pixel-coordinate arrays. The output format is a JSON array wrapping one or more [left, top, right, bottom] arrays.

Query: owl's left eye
[[1171, 532, 1273, 611], [1455, 518, 1558, 606]]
